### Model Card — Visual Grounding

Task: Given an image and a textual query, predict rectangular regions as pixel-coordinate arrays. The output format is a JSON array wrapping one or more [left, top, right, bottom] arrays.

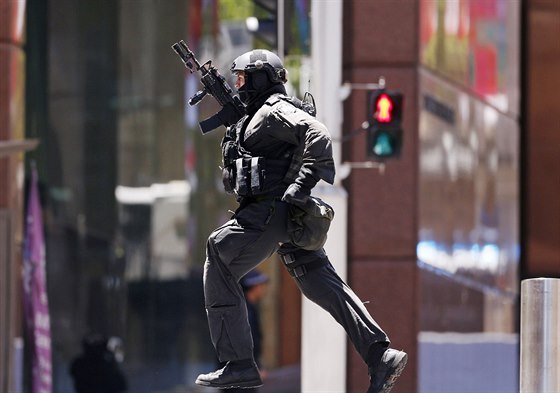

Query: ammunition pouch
[[222, 157, 264, 196], [222, 157, 290, 197]]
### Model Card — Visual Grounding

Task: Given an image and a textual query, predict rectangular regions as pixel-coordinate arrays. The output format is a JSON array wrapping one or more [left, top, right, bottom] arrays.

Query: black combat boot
[[367, 348, 408, 393], [195, 359, 263, 389]]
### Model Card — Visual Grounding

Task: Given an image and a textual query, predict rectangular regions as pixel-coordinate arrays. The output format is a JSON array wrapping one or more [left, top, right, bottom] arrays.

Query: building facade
[[342, 0, 559, 392], [1, 0, 559, 392]]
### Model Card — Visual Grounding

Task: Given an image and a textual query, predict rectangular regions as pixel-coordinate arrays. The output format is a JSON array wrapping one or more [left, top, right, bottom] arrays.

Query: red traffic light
[[368, 89, 403, 125], [374, 93, 393, 123]]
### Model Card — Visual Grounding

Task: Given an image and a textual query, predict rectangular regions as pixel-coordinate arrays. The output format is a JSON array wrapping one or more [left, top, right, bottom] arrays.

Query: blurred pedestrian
[[69, 333, 127, 393], [227, 269, 269, 393]]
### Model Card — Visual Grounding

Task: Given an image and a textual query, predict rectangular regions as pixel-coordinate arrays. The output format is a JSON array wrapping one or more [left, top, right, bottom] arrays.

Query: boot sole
[[195, 379, 263, 389], [379, 351, 408, 393]]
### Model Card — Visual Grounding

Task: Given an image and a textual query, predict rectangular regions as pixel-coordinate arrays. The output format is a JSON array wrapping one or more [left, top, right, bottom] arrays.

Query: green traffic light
[[372, 132, 394, 156]]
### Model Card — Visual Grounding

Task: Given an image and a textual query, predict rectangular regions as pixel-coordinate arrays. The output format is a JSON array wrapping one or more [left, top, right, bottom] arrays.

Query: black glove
[[282, 183, 310, 207]]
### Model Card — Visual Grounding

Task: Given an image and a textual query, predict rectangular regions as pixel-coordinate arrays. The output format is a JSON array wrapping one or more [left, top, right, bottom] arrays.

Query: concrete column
[[301, 1, 347, 392]]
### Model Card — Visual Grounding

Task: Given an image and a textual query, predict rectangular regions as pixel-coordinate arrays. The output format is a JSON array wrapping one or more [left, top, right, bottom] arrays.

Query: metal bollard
[[520, 278, 560, 393]]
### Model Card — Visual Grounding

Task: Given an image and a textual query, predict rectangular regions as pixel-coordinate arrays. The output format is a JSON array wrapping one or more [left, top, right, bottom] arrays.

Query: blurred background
[[1, 0, 559, 392]]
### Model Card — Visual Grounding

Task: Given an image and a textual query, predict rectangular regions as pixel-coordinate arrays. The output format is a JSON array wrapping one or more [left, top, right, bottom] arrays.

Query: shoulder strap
[[264, 94, 283, 107], [279, 95, 316, 117]]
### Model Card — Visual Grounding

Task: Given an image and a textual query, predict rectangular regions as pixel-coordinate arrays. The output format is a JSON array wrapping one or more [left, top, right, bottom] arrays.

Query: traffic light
[[247, 0, 278, 48], [366, 89, 403, 159], [246, 0, 291, 55]]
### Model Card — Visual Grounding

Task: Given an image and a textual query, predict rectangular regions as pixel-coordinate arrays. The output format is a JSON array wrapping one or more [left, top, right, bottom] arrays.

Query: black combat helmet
[[231, 49, 287, 103]]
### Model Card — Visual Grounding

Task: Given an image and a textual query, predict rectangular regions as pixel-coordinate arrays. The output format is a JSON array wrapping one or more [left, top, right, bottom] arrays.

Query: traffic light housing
[[247, 0, 277, 48], [366, 89, 403, 159], [246, 0, 292, 55]]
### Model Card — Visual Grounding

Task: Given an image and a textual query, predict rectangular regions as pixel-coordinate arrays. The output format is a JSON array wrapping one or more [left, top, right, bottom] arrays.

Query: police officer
[[195, 49, 407, 393]]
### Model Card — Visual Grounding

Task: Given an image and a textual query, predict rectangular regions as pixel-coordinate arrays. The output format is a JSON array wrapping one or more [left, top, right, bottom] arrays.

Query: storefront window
[[417, 1, 520, 391]]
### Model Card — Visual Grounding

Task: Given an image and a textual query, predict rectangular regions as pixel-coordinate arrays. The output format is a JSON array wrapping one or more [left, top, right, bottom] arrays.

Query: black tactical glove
[[282, 183, 311, 207]]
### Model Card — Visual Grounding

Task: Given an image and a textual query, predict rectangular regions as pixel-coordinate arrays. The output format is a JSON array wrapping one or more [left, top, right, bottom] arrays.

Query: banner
[[23, 166, 52, 393]]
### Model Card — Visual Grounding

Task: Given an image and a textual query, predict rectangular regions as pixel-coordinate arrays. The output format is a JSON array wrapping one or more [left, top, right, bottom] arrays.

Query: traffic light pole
[[339, 77, 386, 100], [277, 0, 284, 58]]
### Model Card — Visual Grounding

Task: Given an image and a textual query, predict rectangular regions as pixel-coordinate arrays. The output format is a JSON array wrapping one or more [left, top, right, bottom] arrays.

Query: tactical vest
[[221, 95, 312, 197]]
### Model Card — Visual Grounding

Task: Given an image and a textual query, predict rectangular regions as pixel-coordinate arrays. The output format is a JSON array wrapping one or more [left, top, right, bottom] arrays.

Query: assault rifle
[[172, 40, 246, 134]]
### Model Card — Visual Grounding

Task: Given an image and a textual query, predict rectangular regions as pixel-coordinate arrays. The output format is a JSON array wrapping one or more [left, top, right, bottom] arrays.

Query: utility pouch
[[222, 140, 239, 167], [222, 165, 236, 193], [287, 196, 335, 251]]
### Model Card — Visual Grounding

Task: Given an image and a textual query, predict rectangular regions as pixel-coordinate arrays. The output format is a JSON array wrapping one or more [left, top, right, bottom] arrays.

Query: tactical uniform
[[196, 50, 407, 393]]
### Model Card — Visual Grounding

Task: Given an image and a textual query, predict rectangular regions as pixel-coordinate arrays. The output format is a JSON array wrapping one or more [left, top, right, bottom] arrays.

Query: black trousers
[[203, 197, 389, 363]]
